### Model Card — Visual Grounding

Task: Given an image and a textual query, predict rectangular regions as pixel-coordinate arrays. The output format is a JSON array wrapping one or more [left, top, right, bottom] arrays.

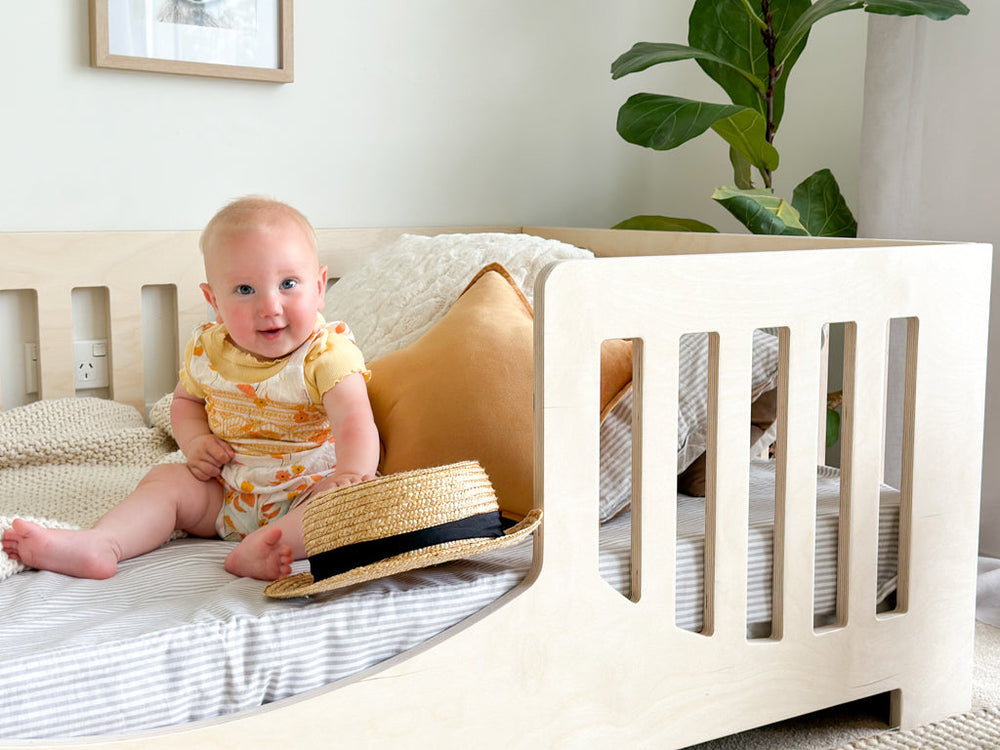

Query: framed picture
[[89, 0, 293, 83]]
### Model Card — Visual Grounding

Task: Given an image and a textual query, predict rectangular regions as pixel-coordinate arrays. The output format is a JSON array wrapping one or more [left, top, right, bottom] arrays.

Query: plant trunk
[[760, 0, 776, 189]]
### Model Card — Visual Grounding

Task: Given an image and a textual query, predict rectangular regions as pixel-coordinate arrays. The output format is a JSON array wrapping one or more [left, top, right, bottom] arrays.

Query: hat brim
[[264, 508, 541, 599]]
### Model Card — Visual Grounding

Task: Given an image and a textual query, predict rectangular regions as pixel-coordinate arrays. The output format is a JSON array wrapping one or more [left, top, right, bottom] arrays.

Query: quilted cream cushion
[[324, 232, 593, 361]]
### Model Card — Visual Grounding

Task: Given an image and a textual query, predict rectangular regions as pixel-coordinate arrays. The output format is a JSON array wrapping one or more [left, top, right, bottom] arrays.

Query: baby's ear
[[317, 265, 329, 308], [200, 283, 221, 321]]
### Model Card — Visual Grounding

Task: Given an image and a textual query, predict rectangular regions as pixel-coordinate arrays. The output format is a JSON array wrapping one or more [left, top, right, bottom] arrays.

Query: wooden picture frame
[[89, 0, 293, 83]]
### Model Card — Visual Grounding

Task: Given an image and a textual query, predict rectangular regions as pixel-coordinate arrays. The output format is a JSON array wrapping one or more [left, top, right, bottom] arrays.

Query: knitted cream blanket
[[0, 396, 182, 581]]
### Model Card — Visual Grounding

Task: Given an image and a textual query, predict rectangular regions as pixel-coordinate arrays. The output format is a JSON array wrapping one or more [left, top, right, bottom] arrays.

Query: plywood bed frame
[[0, 226, 992, 749]]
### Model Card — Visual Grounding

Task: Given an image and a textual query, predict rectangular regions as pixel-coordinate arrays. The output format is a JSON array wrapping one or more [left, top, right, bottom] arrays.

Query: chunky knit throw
[[0, 396, 182, 581]]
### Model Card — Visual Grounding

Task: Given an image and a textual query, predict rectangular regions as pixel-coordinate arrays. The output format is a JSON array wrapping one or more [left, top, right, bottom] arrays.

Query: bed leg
[[888, 688, 904, 729], [889, 682, 973, 731], [890, 688, 940, 730]]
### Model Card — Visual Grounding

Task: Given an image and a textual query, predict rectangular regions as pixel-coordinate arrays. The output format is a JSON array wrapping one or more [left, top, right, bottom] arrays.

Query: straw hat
[[264, 461, 542, 598]]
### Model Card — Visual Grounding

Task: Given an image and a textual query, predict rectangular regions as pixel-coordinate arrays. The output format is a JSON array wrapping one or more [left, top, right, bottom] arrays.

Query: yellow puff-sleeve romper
[[179, 316, 370, 540]]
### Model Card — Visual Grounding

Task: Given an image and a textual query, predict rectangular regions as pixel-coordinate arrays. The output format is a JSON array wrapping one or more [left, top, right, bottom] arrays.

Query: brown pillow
[[367, 263, 633, 519], [677, 387, 778, 497]]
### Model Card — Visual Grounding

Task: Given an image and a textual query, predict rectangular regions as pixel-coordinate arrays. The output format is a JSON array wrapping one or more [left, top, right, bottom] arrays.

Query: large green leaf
[[710, 108, 780, 172], [689, 0, 812, 130], [776, 0, 968, 63], [864, 0, 969, 18], [613, 215, 719, 233], [729, 146, 755, 189], [776, 1, 862, 63], [611, 42, 767, 94], [712, 186, 809, 235], [790, 168, 858, 237], [617, 93, 748, 151]]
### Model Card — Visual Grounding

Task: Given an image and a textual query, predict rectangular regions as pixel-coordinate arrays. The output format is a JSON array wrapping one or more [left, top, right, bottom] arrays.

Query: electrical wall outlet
[[74, 339, 110, 389]]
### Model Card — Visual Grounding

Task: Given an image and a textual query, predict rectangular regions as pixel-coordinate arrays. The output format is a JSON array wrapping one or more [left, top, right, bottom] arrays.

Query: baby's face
[[200, 219, 327, 360]]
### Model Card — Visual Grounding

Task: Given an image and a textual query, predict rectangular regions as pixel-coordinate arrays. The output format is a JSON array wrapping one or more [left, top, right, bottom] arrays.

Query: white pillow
[[324, 232, 593, 360]]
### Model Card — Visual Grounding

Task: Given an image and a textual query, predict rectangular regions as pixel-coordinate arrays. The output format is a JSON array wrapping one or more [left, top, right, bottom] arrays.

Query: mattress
[[0, 460, 899, 740]]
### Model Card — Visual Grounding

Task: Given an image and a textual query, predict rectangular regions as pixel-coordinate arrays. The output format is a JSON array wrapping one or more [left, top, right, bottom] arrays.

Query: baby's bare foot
[[224, 526, 293, 580], [1, 519, 119, 579]]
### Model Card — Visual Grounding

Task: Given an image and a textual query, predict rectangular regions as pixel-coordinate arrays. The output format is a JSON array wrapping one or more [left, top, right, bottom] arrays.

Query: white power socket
[[74, 339, 110, 389]]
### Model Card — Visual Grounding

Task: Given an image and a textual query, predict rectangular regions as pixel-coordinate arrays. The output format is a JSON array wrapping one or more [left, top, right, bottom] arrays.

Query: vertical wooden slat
[[633, 336, 677, 615], [771, 325, 822, 639], [36, 285, 75, 401], [108, 288, 145, 414], [894, 317, 920, 614], [839, 320, 887, 625], [704, 330, 753, 641], [818, 323, 830, 463]]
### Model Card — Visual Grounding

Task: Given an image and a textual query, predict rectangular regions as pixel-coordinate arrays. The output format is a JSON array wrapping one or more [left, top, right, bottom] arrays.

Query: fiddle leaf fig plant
[[611, 0, 969, 236]]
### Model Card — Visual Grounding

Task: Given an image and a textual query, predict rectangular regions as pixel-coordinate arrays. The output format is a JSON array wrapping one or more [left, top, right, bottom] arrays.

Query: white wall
[[0, 2, 866, 403], [860, 1, 1000, 555], [1, 3, 865, 231]]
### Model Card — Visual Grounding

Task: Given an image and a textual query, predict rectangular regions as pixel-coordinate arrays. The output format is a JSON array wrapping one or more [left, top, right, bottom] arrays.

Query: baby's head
[[200, 196, 317, 260], [199, 196, 328, 360]]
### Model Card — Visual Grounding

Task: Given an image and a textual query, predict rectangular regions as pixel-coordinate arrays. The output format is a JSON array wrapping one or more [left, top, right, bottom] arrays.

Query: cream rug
[[687, 621, 1000, 750], [837, 706, 1000, 749]]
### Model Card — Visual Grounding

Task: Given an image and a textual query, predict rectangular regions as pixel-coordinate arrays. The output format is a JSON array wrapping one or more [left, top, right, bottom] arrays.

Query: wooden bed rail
[[0, 228, 990, 749]]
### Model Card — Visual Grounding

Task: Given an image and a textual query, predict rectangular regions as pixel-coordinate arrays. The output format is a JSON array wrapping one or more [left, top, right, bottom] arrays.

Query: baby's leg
[[224, 502, 307, 580], [1, 464, 222, 579]]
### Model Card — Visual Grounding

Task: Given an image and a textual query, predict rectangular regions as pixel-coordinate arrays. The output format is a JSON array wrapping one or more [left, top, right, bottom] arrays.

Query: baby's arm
[[170, 382, 234, 481], [318, 372, 380, 489]]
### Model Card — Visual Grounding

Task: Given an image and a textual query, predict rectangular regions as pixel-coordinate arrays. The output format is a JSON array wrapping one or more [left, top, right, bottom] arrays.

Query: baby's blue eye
[[280, 279, 298, 290], [236, 284, 254, 295]]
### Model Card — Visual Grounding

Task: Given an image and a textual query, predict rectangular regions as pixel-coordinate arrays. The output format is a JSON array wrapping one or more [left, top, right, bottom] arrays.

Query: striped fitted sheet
[[0, 460, 899, 740]]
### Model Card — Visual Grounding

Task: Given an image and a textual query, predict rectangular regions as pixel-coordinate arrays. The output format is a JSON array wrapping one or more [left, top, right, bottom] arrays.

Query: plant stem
[[759, 0, 777, 189], [737, 0, 768, 31]]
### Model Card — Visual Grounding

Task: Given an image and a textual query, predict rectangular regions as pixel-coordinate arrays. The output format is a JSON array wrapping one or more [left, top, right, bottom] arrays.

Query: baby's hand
[[184, 434, 234, 481]]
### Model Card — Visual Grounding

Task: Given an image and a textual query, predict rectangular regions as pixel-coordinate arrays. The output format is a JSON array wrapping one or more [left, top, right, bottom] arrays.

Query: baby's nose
[[257, 292, 282, 316]]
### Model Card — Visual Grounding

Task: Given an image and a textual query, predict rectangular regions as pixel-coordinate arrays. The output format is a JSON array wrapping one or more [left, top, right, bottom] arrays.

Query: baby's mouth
[[259, 327, 286, 340]]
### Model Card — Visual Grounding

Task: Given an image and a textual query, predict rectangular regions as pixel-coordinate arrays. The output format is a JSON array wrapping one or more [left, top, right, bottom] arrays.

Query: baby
[[1, 197, 379, 581]]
